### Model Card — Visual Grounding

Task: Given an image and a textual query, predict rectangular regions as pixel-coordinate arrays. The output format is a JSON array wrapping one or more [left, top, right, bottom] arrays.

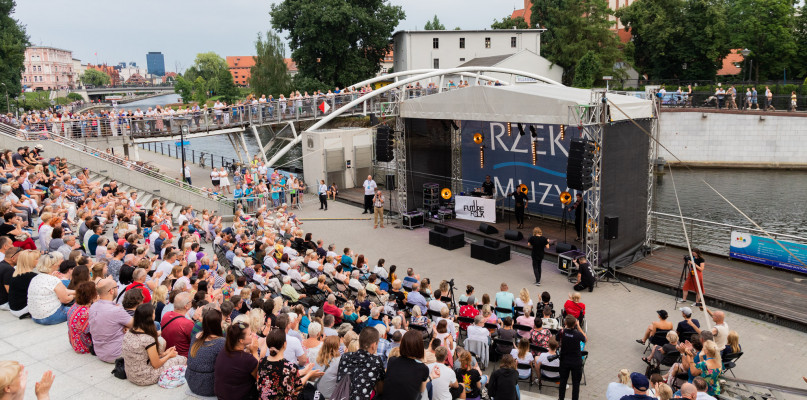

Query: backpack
[[331, 374, 351, 400], [111, 357, 127, 379]]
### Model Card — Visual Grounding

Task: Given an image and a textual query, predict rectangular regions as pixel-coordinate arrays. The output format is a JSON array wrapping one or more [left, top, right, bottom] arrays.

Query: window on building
[[459, 38, 465, 48], [433, 38, 439, 49], [511, 37, 517, 48], [485, 38, 491, 48], [433, 58, 440, 69], [459, 58, 466, 62]]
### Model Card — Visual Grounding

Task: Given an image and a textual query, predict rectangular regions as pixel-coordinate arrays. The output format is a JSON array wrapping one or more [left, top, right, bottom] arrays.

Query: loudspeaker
[[566, 138, 595, 191], [484, 238, 500, 248], [504, 230, 524, 241], [385, 174, 395, 190], [604, 215, 619, 240], [478, 223, 498, 235], [434, 225, 448, 234], [556, 242, 578, 253], [376, 125, 393, 162]]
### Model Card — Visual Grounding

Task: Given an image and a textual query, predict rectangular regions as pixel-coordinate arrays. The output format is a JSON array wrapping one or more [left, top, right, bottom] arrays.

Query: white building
[[392, 29, 562, 82]]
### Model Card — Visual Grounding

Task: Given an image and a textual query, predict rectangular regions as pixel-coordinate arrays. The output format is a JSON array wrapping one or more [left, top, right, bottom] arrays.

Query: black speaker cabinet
[[604, 215, 619, 240], [429, 227, 465, 250], [478, 223, 499, 235], [434, 225, 448, 234], [385, 174, 395, 190], [555, 242, 578, 253], [471, 240, 511, 265], [504, 230, 524, 241]]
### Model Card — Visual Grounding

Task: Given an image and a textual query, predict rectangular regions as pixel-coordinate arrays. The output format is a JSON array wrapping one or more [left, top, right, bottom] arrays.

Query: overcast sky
[[15, 0, 525, 73]]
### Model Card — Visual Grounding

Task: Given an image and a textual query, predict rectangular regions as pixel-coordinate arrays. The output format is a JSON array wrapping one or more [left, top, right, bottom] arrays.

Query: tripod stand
[[672, 259, 689, 310], [598, 238, 631, 292]]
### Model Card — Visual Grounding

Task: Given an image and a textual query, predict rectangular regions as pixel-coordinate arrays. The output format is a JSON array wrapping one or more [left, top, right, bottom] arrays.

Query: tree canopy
[[184, 52, 229, 95], [250, 31, 292, 97], [81, 69, 111, 87], [727, 0, 795, 81], [270, 0, 404, 89], [424, 15, 445, 30], [491, 15, 529, 30], [572, 51, 602, 88], [616, 0, 730, 80], [0, 0, 29, 110], [531, 0, 622, 85]]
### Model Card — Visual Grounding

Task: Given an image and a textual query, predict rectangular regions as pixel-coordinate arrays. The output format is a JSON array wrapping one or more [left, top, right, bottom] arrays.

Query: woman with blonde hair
[[248, 308, 266, 335], [606, 369, 633, 400], [90, 262, 107, 283], [151, 285, 169, 321], [514, 287, 533, 314], [722, 330, 741, 359], [527, 226, 550, 285], [684, 340, 722, 396], [302, 322, 324, 362], [0, 360, 54, 400], [29, 251, 74, 325], [8, 249, 37, 317]]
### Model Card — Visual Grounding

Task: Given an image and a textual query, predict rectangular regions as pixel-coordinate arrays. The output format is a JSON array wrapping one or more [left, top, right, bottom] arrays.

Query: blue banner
[[461, 120, 582, 218], [730, 231, 807, 274]]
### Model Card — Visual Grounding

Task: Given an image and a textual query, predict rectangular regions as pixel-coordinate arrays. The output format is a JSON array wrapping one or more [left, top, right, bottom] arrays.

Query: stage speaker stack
[[376, 125, 393, 162], [604, 216, 619, 240], [385, 174, 395, 190], [504, 230, 524, 241], [478, 223, 499, 235], [566, 138, 595, 191], [428, 225, 465, 250], [555, 242, 577, 253], [471, 238, 511, 264]]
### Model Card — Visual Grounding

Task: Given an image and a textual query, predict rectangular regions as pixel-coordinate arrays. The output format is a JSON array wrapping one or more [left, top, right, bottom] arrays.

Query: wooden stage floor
[[333, 186, 807, 330]]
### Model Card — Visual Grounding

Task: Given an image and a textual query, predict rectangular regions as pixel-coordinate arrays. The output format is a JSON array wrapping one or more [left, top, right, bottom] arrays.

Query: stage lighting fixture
[[529, 125, 537, 138], [518, 123, 525, 136], [531, 140, 537, 165], [451, 121, 459, 130], [473, 133, 484, 144], [559, 124, 566, 140], [479, 146, 485, 168], [441, 188, 452, 199], [507, 122, 512, 136]]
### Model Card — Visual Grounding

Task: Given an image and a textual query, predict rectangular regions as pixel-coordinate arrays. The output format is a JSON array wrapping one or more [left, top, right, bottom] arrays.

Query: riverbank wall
[[658, 109, 807, 168]]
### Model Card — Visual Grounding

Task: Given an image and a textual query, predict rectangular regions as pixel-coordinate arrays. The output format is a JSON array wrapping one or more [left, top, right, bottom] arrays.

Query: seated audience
[[67, 281, 97, 354], [214, 320, 260, 399], [161, 292, 195, 357], [121, 303, 187, 386], [487, 354, 519, 400], [88, 277, 134, 363], [186, 308, 226, 397], [636, 309, 674, 345], [606, 369, 634, 400], [28, 252, 74, 325], [676, 307, 700, 338], [563, 292, 585, 319], [256, 328, 321, 399]]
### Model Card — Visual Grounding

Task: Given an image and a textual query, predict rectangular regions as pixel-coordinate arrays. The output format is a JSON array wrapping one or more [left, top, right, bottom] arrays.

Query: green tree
[[270, 0, 405, 88], [250, 31, 292, 97], [531, 0, 622, 85], [572, 51, 602, 88], [0, 0, 28, 112], [184, 52, 229, 95], [792, 6, 807, 80], [217, 68, 240, 104], [424, 15, 445, 30], [192, 77, 208, 104], [81, 69, 111, 86], [66, 92, 83, 101], [616, 0, 729, 80], [491, 15, 529, 29], [728, 0, 795, 81], [174, 75, 194, 104]]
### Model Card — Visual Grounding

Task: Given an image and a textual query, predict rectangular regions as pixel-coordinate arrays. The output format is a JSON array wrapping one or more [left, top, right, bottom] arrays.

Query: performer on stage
[[678, 248, 705, 307], [572, 257, 595, 292], [362, 175, 377, 214], [507, 189, 528, 229], [527, 227, 550, 286], [318, 179, 328, 211], [481, 175, 494, 197], [571, 193, 585, 241]]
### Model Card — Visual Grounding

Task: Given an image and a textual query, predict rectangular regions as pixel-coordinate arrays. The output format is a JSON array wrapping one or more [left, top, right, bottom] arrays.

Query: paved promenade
[[2, 196, 806, 399]]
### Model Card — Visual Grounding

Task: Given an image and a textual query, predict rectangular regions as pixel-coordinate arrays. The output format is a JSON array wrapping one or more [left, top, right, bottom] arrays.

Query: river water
[[122, 95, 807, 237]]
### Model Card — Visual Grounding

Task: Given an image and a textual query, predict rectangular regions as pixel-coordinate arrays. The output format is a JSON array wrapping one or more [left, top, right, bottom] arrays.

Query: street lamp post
[[180, 124, 189, 185], [741, 48, 751, 84]]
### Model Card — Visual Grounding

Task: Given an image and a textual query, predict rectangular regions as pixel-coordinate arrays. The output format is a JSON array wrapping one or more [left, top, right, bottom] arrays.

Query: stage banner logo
[[455, 196, 496, 223], [730, 231, 807, 274]]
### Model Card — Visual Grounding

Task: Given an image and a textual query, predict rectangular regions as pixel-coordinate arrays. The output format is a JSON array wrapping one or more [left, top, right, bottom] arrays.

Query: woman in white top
[[210, 168, 220, 191], [28, 252, 74, 325], [302, 322, 324, 363], [606, 369, 635, 400], [509, 338, 535, 379], [514, 287, 533, 315], [219, 167, 231, 193]]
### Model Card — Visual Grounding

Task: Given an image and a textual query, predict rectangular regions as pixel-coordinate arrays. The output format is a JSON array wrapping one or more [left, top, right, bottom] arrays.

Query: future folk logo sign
[[455, 196, 496, 223]]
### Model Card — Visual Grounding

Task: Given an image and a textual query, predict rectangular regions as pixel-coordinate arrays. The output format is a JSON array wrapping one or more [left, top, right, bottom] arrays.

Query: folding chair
[[456, 316, 475, 342], [644, 329, 671, 354], [536, 364, 562, 393], [409, 323, 432, 345], [517, 362, 534, 389], [492, 338, 515, 369], [722, 352, 743, 378], [514, 323, 533, 338]]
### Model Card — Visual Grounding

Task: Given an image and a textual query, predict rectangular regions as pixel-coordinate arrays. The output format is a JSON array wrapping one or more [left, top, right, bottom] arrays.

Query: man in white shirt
[[148, 229, 160, 254], [277, 314, 308, 365], [231, 249, 246, 271], [155, 251, 179, 285], [429, 346, 459, 400], [318, 179, 328, 210], [182, 163, 192, 185], [467, 315, 491, 343], [362, 175, 376, 214], [213, 100, 224, 124]]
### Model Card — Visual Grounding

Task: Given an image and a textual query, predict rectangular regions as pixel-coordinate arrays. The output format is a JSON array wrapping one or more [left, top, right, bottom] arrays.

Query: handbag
[[330, 373, 351, 400], [111, 357, 127, 379]]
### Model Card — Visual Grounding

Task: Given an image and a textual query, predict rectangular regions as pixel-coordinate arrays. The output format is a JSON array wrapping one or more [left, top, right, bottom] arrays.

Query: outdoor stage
[[335, 186, 807, 330]]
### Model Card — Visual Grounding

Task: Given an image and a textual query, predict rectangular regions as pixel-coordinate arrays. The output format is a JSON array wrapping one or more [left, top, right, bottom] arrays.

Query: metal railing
[[651, 211, 807, 256], [618, 90, 806, 112], [0, 122, 235, 209], [137, 142, 242, 171]]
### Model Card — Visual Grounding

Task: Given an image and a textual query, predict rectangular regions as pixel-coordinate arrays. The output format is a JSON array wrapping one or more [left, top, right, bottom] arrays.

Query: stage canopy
[[400, 84, 653, 125]]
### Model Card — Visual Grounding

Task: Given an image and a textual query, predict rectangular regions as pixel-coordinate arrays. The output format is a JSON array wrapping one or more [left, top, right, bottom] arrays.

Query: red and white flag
[[318, 101, 331, 114]]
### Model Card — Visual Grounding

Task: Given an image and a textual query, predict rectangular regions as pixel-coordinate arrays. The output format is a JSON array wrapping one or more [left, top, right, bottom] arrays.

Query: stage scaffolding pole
[[450, 121, 462, 195], [394, 92, 408, 218], [646, 94, 661, 250], [568, 90, 605, 269]]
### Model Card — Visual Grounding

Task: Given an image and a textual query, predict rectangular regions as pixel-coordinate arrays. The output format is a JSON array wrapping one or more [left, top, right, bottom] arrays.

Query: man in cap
[[676, 306, 701, 339], [619, 372, 654, 399]]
